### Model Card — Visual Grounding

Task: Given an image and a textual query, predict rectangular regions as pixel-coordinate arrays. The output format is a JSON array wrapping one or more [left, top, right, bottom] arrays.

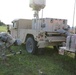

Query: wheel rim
[[26, 39, 34, 53]]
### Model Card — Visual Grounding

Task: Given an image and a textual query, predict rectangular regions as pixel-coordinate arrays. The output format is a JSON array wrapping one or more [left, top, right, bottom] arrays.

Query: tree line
[[0, 21, 6, 26]]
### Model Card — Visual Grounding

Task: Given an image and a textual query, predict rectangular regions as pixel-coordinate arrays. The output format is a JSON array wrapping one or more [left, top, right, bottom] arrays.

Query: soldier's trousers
[[0, 42, 6, 60]]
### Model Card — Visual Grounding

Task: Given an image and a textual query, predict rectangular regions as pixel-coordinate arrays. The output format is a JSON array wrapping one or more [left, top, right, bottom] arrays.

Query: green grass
[[0, 45, 76, 75], [0, 26, 7, 32]]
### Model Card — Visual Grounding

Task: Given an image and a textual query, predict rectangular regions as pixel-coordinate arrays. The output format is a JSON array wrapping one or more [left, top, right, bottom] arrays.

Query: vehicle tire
[[26, 37, 37, 54]]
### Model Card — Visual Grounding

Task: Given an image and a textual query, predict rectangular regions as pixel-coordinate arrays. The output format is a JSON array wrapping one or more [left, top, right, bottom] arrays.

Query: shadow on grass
[[41, 48, 76, 75]]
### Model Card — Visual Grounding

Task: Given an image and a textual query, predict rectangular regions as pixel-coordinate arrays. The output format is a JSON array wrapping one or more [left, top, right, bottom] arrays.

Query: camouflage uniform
[[0, 32, 15, 59], [0, 41, 6, 60]]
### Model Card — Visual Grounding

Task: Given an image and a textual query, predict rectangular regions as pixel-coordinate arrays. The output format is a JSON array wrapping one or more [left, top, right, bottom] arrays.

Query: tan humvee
[[10, 18, 67, 54]]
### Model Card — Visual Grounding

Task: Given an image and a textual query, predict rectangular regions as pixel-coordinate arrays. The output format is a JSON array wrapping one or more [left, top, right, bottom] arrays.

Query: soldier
[[7, 25, 11, 34], [56, 25, 71, 36], [0, 32, 22, 60]]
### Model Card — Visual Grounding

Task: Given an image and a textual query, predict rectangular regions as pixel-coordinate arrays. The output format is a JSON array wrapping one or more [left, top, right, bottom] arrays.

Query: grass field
[[0, 26, 7, 32], [0, 26, 76, 75]]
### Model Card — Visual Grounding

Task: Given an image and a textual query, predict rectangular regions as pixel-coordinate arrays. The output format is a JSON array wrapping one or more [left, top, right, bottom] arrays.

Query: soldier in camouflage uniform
[[0, 32, 21, 60]]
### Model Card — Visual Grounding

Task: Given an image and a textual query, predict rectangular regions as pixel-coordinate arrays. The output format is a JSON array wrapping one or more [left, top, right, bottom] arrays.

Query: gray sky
[[0, 0, 75, 27]]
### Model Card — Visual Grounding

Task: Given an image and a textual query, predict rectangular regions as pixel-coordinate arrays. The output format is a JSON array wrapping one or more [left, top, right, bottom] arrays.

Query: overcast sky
[[0, 0, 75, 27]]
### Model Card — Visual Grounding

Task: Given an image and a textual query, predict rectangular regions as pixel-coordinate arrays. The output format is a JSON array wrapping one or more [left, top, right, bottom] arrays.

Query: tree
[[0, 21, 5, 26]]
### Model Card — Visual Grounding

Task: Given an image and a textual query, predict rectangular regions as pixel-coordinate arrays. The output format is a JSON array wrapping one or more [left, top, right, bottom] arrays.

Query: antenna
[[72, 0, 76, 33]]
